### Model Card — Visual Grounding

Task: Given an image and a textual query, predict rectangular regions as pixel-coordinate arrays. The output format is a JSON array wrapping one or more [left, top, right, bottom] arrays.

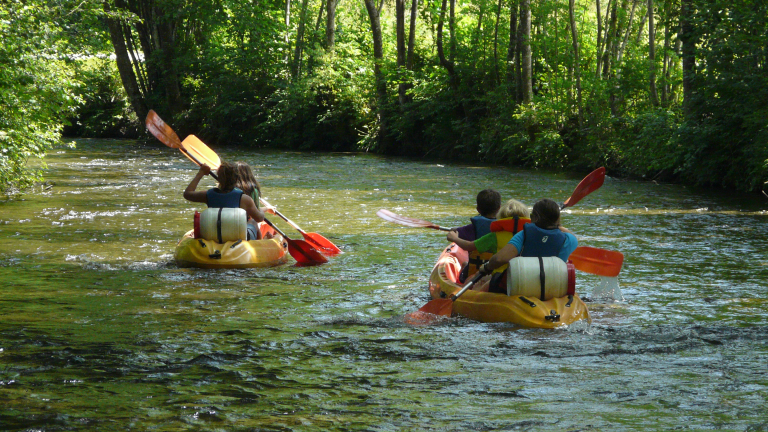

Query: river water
[[1, 138, 766, 431]]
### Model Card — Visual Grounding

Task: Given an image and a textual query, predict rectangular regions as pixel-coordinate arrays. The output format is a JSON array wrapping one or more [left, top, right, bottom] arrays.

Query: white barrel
[[199, 208, 247, 243], [506, 256, 571, 300]]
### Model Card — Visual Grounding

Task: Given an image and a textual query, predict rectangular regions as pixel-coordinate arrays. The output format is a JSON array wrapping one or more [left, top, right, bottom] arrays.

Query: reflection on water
[[1, 139, 767, 431]]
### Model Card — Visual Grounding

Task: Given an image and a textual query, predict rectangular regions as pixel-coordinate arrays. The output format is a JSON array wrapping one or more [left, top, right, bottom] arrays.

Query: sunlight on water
[[1, 139, 767, 431]]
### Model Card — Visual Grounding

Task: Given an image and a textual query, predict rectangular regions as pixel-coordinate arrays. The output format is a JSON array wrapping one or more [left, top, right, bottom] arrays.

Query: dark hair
[[476, 189, 501, 217], [234, 161, 262, 198], [531, 198, 560, 229], [215, 162, 239, 192]]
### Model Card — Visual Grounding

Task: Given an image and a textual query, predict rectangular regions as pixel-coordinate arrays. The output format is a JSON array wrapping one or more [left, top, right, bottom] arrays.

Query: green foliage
[[0, 0, 86, 194], [65, 58, 138, 138], [257, 49, 373, 151]]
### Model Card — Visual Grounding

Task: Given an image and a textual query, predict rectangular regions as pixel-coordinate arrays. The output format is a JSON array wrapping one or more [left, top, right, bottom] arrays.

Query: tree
[[0, 0, 94, 193]]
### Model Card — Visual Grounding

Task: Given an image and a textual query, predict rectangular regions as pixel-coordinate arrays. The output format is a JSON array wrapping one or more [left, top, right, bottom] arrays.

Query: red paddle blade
[[563, 167, 606, 208], [145, 110, 182, 148], [180, 135, 221, 169], [287, 239, 328, 265], [302, 232, 342, 255], [376, 209, 448, 231], [569, 246, 624, 277]]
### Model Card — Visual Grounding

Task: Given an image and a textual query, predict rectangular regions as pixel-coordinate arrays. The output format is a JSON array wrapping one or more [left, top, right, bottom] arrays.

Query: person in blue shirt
[[476, 198, 578, 294], [183, 162, 265, 240]]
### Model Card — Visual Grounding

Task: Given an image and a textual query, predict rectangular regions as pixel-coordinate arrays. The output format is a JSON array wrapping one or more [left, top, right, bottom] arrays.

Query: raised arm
[[183, 165, 211, 204]]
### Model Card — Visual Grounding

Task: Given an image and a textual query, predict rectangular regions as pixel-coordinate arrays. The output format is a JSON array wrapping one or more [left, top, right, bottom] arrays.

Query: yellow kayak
[[428, 244, 591, 328], [174, 225, 290, 269]]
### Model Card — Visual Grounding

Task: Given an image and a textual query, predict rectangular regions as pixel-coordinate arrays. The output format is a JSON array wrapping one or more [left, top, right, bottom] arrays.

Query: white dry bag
[[506, 256, 576, 300], [198, 208, 247, 243]]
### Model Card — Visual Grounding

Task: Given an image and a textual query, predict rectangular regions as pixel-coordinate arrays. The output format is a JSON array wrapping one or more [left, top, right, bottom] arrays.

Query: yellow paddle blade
[[181, 135, 221, 169]]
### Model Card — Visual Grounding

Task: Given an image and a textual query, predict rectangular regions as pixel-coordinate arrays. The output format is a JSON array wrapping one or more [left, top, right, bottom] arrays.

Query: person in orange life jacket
[[450, 189, 501, 242], [447, 199, 531, 291], [475, 198, 578, 294], [183, 162, 265, 240]]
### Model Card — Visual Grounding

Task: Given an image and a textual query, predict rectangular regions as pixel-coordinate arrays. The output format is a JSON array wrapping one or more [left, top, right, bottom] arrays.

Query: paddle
[[375, 209, 451, 231], [569, 246, 624, 277], [261, 218, 328, 265], [145, 111, 328, 265], [260, 197, 341, 256], [561, 166, 606, 209], [406, 271, 486, 322]]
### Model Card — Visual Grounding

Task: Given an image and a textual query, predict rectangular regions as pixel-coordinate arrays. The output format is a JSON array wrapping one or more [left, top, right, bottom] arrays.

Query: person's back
[[183, 162, 265, 240], [514, 198, 576, 262]]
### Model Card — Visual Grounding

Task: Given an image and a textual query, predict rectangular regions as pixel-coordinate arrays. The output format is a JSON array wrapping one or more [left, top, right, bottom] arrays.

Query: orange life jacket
[[466, 216, 531, 278]]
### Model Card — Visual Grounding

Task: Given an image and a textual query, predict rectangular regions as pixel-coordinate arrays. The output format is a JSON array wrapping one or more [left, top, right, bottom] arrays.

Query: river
[[1, 138, 766, 431]]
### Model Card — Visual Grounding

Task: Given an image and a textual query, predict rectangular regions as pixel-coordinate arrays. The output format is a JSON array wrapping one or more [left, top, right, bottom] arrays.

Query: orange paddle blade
[[145, 110, 182, 148], [376, 209, 450, 231], [563, 167, 606, 208], [570, 246, 624, 277], [404, 310, 448, 325], [287, 238, 328, 265], [417, 298, 454, 316], [181, 135, 221, 169], [302, 232, 342, 255]]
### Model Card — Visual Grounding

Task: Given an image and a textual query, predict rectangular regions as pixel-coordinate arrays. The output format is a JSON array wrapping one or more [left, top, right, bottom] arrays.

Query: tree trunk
[[520, 0, 532, 104], [292, 0, 310, 79], [326, 0, 338, 50], [595, 0, 603, 78], [285, 0, 291, 65], [661, 3, 671, 105], [493, 0, 502, 85], [648, 0, 659, 106], [407, 0, 418, 70], [506, 0, 518, 91], [568, 0, 583, 128], [396, 0, 407, 105], [437, 0, 457, 81], [617, 0, 639, 64], [680, 0, 695, 118], [363, 0, 388, 145], [449, 0, 457, 64], [601, 0, 618, 79], [105, 4, 147, 122]]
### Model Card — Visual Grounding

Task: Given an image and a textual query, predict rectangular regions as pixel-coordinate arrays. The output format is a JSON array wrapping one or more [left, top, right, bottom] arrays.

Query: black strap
[[217, 207, 223, 244], [538, 256, 546, 301], [512, 215, 520, 234]]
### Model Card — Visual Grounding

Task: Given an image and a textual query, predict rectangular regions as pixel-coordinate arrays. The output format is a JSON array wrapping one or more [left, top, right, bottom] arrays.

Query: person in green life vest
[[457, 198, 577, 294], [447, 199, 531, 291], [183, 162, 266, 240]]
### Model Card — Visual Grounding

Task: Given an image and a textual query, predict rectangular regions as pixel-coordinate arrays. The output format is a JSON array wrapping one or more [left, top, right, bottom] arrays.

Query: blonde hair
[[496, 199, 530, 219]]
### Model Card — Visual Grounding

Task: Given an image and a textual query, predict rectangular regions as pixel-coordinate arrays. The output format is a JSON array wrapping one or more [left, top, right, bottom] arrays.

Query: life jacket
[[206, 188, 244, 209], [466, 216, 531, 278], [470, 215, 495, 239], [519, 223, 567, 258]]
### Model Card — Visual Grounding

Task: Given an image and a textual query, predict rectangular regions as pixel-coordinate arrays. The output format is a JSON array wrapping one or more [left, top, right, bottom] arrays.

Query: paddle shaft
[[260, 197, 305, 233], [450, 272, 485, 301]]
